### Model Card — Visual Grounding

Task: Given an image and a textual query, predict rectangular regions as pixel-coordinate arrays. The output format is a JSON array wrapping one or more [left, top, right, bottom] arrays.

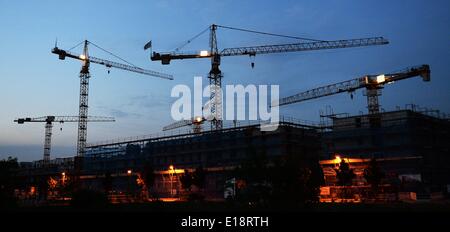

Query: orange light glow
[[335, 155, 342, 164], [169, 165, 174, 170], [127, 169, 132, 175]]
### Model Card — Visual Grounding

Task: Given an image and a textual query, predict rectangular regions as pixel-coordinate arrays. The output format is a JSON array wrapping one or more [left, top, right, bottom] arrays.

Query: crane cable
[[173, 25, 210, 52], [67, 40, 85, 51], [171, 24, 328, 53], [88, 40, 138, 68], [216, 24, 327, 42], [65, 40, 139, 68]]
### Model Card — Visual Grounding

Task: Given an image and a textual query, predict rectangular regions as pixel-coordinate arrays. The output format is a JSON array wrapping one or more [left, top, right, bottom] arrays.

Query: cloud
[[108, 108, 141, 118], [128, 94, 172, 109], [93, 93, 172, 120]]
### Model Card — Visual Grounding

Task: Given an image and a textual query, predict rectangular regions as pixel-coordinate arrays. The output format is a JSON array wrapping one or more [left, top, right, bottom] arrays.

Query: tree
[[103, 171, 113, 193], [37, 175, 50, 201], [304, 159, 325, 202], [364, 158, 385, 195], [59, 174, 74, 198], [233, 150, 325, 206], [0, 157, 19, 208], [335, 159, 356, 186], [334, 159, 356, 201], [142, 163, 155, 190], [270, 155, 324, 206], [180, 170, 193, 191], [192, 166, 206, 189], [138, 162, 155, 200], [71, 189, 109, 209]]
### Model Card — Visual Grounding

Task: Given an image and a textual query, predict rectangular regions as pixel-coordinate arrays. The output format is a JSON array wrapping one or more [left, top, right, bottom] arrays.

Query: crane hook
[[250, 54, 255, 69]]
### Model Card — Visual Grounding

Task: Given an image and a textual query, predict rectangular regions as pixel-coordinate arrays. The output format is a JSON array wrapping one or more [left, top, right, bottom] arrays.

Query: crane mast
[[151, 24, 389, 130], [275, 65, 431, 114], [208, 24, 223, 130], [15, 116, 115, 163], [78, 41, 90, 158], [52, 40, 173, 158]]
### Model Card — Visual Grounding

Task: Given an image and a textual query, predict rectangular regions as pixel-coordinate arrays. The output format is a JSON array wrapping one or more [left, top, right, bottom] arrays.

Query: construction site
[[1, 2, 449, 218], [12, 54, 450, 204]]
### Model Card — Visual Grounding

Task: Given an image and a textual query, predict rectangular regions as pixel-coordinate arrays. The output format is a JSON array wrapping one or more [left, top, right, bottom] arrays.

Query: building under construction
[[16, 106, 450, 201], [82, 118, 321, 199], [321, 105, 450, 194]]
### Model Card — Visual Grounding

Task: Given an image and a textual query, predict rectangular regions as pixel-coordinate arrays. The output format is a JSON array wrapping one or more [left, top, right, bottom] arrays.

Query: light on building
[[334, 155, 342, 164], [195, 116, 202, 123], [199, 50, 209, 57], [127, 169, 132, 175]]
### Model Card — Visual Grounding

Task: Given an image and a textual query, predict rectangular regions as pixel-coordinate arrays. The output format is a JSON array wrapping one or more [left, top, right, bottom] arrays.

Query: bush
[[70, 189, 109, 209], [0, 191, 18, 210], [187, 193, 205, 202]]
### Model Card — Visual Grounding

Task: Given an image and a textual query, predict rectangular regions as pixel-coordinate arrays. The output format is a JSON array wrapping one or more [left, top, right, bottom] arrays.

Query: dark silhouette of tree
[[234, 149, 325, 206], [335, 159, 356, 186], [270, 154, 324, 206], [142, 163, 155, 189], [103, 171, 113, 193], [180, 170, 193, 191], [192, 166, 206, 189], [59, 173, 74, 198], [37, 175, 49, 201], [71, 189, 109, 209], [305, 159, 325, 202], [364, 158, 385, 195], [0, 157, 19, 208]]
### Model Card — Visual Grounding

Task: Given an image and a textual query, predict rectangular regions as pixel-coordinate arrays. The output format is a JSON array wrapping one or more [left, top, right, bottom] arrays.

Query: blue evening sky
[[1, 0, 449, 161]]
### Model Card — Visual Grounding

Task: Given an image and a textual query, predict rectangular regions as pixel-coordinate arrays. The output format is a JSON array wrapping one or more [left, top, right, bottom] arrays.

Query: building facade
[[322, 109, 450, 192], [82, 122, 322, 199]]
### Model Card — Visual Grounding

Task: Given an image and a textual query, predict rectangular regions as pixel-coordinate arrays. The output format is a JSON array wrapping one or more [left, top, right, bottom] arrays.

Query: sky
[[0, 0, 449, 161]]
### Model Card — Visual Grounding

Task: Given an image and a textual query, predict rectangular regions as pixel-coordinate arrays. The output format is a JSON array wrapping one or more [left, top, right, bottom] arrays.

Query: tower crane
[[52, 40, 173, 158], [273, 65, 431, 114], [163, 116, 206, 133], [150, 24, 389, 130], [14, 116, 115, 163]]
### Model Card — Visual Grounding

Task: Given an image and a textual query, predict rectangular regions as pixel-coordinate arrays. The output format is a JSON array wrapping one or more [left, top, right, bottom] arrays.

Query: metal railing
[[87, 116, 321, 147]]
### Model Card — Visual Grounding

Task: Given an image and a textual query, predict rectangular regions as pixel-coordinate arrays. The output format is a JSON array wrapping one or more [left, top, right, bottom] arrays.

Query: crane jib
[[52, 47, 173, 80], [150, 37, 388, 64], [276, 65, 430, 108], [220, 37, 389, 56]]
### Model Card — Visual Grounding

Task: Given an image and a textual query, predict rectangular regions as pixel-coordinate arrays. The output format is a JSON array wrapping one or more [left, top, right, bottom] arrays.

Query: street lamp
[[127, 169, 133, 199], [169, 165, 174, 197], [61, 172, 66, 185]]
